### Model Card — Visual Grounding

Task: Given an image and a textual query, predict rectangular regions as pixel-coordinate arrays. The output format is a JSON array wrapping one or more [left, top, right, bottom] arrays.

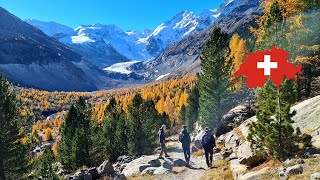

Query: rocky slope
[[0, 7, 149, 91], [0, 7, 100, 91], [217, 95, 320, 179]]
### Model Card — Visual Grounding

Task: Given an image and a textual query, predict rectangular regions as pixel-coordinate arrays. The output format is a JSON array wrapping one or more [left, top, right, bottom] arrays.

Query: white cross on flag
[[257, 55, 278, 76]]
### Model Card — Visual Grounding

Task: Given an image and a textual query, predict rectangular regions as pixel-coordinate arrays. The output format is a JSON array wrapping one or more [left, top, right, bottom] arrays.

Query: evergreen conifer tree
[[115, 109, 128, 157], [0, 75, 29, 179], [248, 79, 312, 160], [185, 86, 199, 132], [101, 97, 120, 162], [178, 105, 186, 124], [128, 94, 146, 156], [198, 27, 234, 128], [59, 97, 92, 169], [59, 105, 77, 169], [35, 148, 58, 180], [128, 93, 159, 156]]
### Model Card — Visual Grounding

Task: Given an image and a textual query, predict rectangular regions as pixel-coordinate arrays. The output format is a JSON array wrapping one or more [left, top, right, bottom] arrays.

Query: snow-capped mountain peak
[[26, 18, 75, 36], [26, 0, 247, 64]]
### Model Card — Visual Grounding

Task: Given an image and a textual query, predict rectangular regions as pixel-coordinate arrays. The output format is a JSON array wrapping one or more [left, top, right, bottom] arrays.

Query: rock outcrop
[[311, 172, 320, 180], [238, 95, 320, 148], [194, 130, 206, 149], [286, 164, 303, 176], [120, 155, 189, 177]]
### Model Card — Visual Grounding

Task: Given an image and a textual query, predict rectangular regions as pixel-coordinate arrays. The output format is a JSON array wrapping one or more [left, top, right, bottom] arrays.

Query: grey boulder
[[311, 172, 320, 180], [98, 160, 114, 175], [286, 164, 303, 176]]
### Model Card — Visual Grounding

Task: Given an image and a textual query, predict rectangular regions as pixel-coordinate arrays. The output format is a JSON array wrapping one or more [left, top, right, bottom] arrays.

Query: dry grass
[[216, 139, 225, 150], [233, 127, 246, 141], [288, 155, 320, 180], [200, 160, 233, 180], [193, 149, 204, 157], [260, 166, 280, 180], [252, 159, 281, 172], [172, 166, 187, 173], [259, 155, 320, 180], [128, 174, 153, 180]]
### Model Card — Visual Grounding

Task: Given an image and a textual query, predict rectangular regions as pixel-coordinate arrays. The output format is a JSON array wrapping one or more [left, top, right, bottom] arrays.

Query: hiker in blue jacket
[[158, 124, 170, 158], [201, 127, 215, 168], [179, 125, 191, 166]]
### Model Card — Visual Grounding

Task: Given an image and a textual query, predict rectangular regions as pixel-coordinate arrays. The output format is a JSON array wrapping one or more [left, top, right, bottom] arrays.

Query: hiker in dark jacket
[[201, 127, 215, 168], [158, 124, 169, 158], [179, 125, 191, 166]]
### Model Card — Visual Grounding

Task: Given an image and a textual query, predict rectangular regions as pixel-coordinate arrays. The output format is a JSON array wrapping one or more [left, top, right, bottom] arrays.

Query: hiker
[[179, 125, 191, 166], [158, 124, 169, 158], [201, 127, 215, 168]]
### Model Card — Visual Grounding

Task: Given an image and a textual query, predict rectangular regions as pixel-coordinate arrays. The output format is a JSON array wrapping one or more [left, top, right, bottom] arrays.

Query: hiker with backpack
[[158, 124, 170, 158], [179, 125, 191, 166], [201, 127, 215, 168]]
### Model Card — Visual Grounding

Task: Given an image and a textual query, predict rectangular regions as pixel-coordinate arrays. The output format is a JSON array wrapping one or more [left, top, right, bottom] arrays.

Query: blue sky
[[0, 0, 223, 31]]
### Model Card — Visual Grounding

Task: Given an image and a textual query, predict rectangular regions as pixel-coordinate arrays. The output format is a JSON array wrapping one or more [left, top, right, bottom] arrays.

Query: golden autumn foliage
[[43, 119, 52, 129], [251, 0, 308, 44], [52, 141, 59, 159], [17, 76, 196, 125], [35, 120, 43, 131], [15, 87, 90, 120], [53, 118, 63, 128], [91, 76, 196, 124], [31, 125, 38, 135], [43, 128, 53, 141], [229, 33, 247, 89]]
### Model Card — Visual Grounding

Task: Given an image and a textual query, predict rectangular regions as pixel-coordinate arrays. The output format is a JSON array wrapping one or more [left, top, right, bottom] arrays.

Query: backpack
[[179, 132, 186, 143], [202, 134, 214, 149], [158, 130, 164, 143], [179, 131, 191, 146]]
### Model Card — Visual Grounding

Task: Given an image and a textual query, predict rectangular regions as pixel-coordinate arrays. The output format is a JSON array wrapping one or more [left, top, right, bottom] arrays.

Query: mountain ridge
[[26, 0, 247, 64], [0, 6, 147, 91]]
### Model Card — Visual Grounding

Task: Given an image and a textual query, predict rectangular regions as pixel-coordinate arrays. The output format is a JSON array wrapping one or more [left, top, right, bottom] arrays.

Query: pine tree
[[59, 105, 77, 169], [101, 97, 120, 162], [128, 94, 146, 156], [0, 75, 29, 179], [185, 86, 199, 132], [89, 122, 105, 165], [127, 93, 159, 156], [142, 100, 160, 153], [115, 110, 128, 157], [198, 27, 235, 128], [35, 148, 58, 180], [59, 97, 92, 169], [248, 79, 311, 160], [178, 105, 186, 124]]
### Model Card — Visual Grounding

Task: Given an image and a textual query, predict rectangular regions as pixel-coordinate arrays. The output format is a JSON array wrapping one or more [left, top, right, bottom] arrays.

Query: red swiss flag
[[234, 46, 302, 89]]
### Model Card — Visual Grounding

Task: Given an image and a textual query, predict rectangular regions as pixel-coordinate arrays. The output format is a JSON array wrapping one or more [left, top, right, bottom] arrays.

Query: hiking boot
[[165, 155, 170, 157], [159, 156, 164, 159]]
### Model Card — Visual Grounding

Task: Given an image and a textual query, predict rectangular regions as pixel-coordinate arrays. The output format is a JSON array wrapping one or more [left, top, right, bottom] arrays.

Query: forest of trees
[[0, 75, 29, 179], [57, 93, 170, 170]]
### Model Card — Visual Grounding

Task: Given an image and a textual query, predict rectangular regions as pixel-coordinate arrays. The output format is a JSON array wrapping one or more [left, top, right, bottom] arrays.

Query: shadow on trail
[[188, 166, 206, 170], [167, 146, 183, 153]]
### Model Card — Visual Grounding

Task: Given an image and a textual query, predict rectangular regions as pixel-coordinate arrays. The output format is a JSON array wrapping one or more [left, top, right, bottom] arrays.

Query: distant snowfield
[[156, 73, 171, 81], [72, 34, 95, 44], [103, 61, 140, 74]]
